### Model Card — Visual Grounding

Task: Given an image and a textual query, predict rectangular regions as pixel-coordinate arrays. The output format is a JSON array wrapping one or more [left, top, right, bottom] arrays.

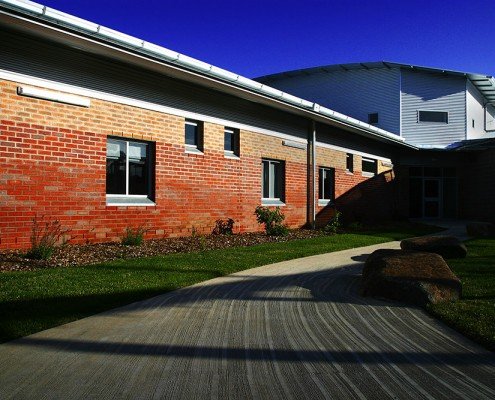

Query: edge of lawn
[[427, 237, 495, 352]]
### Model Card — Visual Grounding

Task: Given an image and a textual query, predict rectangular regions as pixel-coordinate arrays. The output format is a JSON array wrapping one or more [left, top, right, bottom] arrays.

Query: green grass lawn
[[428, 237, 495, 352], [0, 223, 440, 343]]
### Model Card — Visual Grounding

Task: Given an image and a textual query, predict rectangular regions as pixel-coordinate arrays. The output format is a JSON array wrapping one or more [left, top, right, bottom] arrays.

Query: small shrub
[[348, 221, 363, 230], [324, 211, 342, 234], [121, 226, 147, 246], [26, 215, 67, 260], [254, 206, 289, 236], [212, 218, 235, 235]]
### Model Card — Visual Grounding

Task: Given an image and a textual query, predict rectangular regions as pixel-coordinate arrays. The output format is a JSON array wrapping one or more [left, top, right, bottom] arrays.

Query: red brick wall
[[0, 79, 395, 249], [0, 80, 310, 249]]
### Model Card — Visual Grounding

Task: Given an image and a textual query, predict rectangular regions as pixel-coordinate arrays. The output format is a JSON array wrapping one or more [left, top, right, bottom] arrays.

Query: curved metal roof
[[257, 61, 495, 106]]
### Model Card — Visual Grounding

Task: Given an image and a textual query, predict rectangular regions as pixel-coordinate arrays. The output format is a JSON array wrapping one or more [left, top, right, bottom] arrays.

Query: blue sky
[[41, 0, 494, 78]]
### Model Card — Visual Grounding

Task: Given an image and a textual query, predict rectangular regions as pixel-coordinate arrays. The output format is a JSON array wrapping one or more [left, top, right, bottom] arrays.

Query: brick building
[[0, 1, 417, 249]]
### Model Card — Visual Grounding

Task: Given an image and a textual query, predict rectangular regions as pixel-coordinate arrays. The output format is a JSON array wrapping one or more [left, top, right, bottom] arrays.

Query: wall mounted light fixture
[[17, 86, 90, 107]]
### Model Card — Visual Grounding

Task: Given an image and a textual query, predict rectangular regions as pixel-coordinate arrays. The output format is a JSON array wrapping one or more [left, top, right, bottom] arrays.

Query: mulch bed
[[0, 230, 326, 273]]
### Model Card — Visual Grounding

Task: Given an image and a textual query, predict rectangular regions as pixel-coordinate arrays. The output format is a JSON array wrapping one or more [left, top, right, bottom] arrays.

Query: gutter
[[0, 0, 415, 149]]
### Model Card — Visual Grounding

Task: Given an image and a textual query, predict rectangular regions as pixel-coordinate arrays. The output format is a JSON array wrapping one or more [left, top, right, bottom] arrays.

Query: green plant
[[26, 215, 67, 260], [212, 218, 235, 235], [324, 210, 342, 234], [254, 206, 289, 236], [121, 226, 147, 246], [347, 221, 363, 230]]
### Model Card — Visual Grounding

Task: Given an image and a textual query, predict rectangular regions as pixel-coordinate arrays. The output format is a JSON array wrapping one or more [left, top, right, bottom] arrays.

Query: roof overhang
[[257, 61, 495, 108], [0, 1, 415, 149]]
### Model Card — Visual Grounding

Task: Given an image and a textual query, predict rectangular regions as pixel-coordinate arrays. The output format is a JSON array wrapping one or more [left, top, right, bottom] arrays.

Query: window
[[224, 127, 240, 157], [106, 137, 154, 205], [472, 119, 475, 129], [185, 119, 203, 151], [368, 113, 379, 124], [346, 153, 354, 173], [362, 157, 377, 175], [418, 111, 448, 123], [318, 167, 335, 205], [262, 159, 285, 204]]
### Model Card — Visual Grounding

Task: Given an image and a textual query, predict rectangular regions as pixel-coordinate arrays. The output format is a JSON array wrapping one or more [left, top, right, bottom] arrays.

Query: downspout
[[312, 121, 317, 229], [307, 120, 316, 230]]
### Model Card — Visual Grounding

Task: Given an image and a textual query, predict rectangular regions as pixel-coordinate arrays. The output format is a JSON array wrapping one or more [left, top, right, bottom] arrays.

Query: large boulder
[[400, 235, 467, 259], [361, 249, 462, 307], [466, 222, 494, 237]]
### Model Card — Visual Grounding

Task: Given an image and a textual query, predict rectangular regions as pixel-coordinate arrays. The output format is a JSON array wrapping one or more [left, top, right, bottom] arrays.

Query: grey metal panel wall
[[0, 30, 308, 139], [257, 68, 401, 135], [316, 123, 396, 160], [401, 69, 466, 146]]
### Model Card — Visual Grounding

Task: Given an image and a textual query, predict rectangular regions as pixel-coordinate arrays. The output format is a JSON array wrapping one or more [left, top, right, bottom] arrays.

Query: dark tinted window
[[418, 111, 448, 123], [368, 113, 379, 124], [362, 158, 377, 174], [106, 138, 153, 197], [106, 139, 127, 194], [319, 167, 335, 201], [346, 153, 353, 172], [224, 128, 239, 155], [185, 121, 198, 146]]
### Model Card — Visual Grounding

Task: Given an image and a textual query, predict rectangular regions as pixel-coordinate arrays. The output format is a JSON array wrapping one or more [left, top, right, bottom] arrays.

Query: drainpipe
[[307, 120, 317, 229], [312, 121, 317, 229]]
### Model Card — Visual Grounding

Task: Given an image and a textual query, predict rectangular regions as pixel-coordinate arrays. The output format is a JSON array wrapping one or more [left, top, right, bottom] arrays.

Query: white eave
[[0, 0, 414, 148]]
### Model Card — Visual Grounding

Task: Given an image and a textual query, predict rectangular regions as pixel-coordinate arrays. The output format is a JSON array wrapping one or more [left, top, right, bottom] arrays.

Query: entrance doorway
[[423, 178, 441, 218], [409, 167, 457, 218]]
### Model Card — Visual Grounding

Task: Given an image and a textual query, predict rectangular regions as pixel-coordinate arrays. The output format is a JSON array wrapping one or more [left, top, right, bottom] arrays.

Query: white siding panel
[[486, 104, 495, 132], [258, 68, 401, 135], [401, 69, 466, 147], [0, 30, 308, 139], [466, 80, 487, 139]]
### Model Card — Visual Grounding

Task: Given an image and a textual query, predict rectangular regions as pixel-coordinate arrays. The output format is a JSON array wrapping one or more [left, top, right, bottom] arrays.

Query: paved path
[[1, 241, 494, 399]]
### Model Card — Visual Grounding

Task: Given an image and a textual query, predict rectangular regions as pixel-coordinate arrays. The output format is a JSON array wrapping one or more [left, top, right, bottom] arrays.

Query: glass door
[[423, 178, 441, 218]]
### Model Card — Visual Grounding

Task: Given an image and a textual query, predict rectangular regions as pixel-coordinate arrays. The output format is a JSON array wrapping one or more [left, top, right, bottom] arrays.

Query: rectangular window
[[224, 127, 240, 156], [368, 113, 379, 124], [346, 153, 354, 173], [185, 119, 203, 151], [319, 167, 335, 204], [362, 157, 377, 175], [106, 137, 154, 205], [262, 159, 285, 203], [418, 110, 448, 123]]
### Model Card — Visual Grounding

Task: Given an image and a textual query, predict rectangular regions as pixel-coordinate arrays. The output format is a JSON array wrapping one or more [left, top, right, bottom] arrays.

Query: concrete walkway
[[0, 240, 494, 399]]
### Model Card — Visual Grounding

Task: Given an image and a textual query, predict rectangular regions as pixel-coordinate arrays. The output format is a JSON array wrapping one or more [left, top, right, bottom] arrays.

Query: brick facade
[[0, 78, 396, 249]]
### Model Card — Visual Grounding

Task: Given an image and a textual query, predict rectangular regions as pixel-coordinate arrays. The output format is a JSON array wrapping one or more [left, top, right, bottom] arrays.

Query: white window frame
[[106, 138, 154, 206], [262, 159, 285, 206], [417, 110, 449, 124]]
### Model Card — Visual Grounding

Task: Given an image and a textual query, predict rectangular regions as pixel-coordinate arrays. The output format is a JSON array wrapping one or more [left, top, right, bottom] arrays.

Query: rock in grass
[[466, 222, 494, 237], [400, 236, 467, 259], [362, 249, 462, 307]]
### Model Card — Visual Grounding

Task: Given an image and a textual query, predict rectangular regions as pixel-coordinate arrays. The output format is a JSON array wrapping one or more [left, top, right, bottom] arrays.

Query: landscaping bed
[[0, 221, 441, 273], [0, 230, 325, 272]]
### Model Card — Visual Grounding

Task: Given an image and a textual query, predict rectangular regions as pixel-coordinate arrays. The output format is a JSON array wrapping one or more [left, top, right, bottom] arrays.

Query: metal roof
[[0, 0, 413, 148], [257, 61, 495, 106]]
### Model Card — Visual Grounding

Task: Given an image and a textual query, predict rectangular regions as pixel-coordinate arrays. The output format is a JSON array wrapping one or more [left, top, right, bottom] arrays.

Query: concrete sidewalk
[[0, 239, 494, 399]]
